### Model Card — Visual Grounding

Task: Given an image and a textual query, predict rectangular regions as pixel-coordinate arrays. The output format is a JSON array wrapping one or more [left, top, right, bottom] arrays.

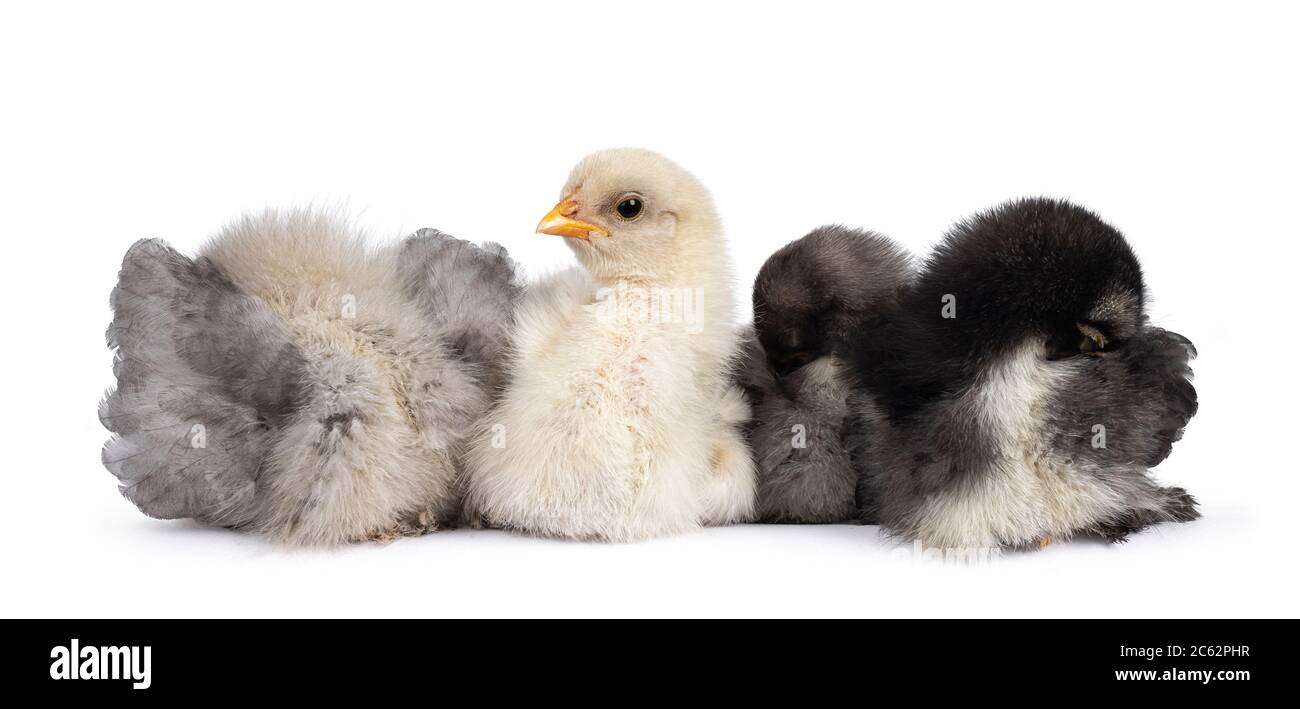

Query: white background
[[1, 1, 1296, 618]]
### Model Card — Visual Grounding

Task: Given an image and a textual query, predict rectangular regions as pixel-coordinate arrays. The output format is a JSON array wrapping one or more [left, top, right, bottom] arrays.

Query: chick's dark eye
[[616, 197, 643, 220]]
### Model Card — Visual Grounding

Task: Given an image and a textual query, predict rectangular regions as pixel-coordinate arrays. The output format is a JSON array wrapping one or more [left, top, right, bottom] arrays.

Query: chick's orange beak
[[536, 197, 609, 240]]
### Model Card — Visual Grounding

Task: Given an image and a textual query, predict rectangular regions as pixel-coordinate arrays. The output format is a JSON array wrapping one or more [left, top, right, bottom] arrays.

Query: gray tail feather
[[100, 239, 306, 527], [1137, 327, 1199, 468], [396, 229, 521, 389]]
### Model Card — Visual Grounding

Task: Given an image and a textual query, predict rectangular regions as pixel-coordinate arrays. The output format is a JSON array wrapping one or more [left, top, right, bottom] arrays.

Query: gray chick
[[737, 225, 913, 523], [100, 209, 520, 545], [850, 198, 1199, 549]]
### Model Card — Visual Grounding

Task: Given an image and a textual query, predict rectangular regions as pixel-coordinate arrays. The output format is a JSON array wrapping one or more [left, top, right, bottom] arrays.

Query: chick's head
[[754, 226, 913, 375], [922, 197, 1148, 362], [537, 148, 721, 280]]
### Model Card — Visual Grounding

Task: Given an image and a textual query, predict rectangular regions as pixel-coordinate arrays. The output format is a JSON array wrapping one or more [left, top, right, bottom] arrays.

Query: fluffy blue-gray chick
[[737, 226, 912, 523], [100, 209, 520, 545]]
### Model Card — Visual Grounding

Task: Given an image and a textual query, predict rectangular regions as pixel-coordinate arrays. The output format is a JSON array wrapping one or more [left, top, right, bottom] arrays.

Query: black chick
[[849, 198, 1199, 549], [737, 226, 912, 523]]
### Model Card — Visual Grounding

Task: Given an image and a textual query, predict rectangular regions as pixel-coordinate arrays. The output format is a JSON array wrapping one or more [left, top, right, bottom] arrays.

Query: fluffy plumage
[[850, 198, 1199, 548], [464, 149, 756, 541], [100, 209, 519, 545], [737, 226, 913, 522]]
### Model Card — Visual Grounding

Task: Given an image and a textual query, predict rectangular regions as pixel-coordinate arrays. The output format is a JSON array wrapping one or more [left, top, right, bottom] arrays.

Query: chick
[[100, 209, 519, 545], [464, 149, 756, 541], [736, 226, 912, 523], [851, 198, 1199, 549]]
